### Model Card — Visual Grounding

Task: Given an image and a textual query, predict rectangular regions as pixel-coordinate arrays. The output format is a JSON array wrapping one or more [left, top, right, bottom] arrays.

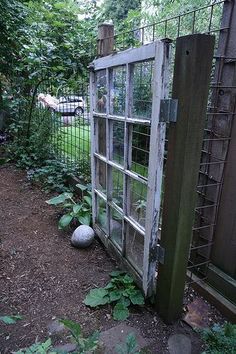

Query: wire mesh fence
[[27, 77, 91, 182]]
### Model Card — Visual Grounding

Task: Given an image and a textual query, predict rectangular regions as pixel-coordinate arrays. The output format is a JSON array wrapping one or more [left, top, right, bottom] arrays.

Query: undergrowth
[[84, 270, 145, 320], [201, 322, 236, 354]]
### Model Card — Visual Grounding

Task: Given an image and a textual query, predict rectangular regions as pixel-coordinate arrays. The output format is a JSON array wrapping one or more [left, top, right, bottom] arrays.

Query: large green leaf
[[76, 184, 87, 192], [129, 290, 144, 305], [78, 213, 91, 226], [46, 192, 73, 205], [58, 214, 73, 229], [84, 288, 109, 307], [0, 315, 22, 324], [73, 204, 82, 214], [60, 319, 81, 342], [113, 302, 129, 321], [84, 196, 92, 207], [109, 290, 123, 302]]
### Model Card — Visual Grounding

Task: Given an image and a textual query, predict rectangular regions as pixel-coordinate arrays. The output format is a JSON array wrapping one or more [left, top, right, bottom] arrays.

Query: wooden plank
[[207, 264, 236, 305], [143, 40, 170, 296], [156, 34, 215, 323], [93, 42, 156, 70], [97, 24, 114, 57], [187, 272, 236, 323]]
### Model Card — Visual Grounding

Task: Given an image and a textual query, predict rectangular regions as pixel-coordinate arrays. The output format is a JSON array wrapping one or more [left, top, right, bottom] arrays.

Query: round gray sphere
[[71, 225, 95, 248]]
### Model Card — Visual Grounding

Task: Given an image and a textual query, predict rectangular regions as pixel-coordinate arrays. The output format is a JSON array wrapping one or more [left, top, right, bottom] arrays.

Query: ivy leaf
[[84, 288, 110, 307], [0, 315, 22, 324], [113, 302, 129, 321], [58, 214, 73, 229]]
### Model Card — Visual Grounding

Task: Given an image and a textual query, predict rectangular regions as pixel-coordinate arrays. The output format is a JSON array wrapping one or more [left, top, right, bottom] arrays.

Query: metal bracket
[[160, 99, 178, 122], [157, 244, 165, 264]]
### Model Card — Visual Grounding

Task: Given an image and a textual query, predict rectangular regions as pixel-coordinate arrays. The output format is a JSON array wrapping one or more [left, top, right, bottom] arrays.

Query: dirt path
[[0, 165, 213, 353]]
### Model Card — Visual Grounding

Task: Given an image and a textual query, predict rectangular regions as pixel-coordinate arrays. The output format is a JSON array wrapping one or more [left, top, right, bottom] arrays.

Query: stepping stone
[[168, 334, 191, 354], [99, 324, 149, 354], [47, 320, 65, 335]]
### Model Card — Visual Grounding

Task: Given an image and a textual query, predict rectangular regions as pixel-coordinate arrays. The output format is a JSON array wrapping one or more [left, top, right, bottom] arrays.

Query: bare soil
[[0, 165, 223, 353]]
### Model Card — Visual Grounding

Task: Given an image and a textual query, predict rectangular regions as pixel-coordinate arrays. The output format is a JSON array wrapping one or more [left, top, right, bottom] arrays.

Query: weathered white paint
[[90, 40, 170, 296]]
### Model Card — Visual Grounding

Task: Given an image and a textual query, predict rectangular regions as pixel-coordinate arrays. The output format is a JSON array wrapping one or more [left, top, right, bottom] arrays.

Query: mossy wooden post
[[156, 34, 215, 323]]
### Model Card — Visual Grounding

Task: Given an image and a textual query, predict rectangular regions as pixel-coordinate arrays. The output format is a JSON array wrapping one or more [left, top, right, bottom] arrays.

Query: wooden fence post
[[156, 34, 215, 323], [95, 24, 114, 187], [97, 23, 114, 57]]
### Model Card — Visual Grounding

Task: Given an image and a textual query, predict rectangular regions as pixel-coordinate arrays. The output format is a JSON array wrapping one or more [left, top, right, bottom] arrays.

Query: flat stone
[[53, 343, 77, 353], [100, 324, 149, 354], [184, 297, 210, 329], [168, 334, 191, 354], [47, 320, 65, 335]]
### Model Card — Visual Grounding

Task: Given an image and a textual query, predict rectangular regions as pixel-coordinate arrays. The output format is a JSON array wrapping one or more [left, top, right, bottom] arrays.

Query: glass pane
[[95, 117, 106, 156], [131, 124, 150, 178], [110, 208, 123, 248], [126, 224, 144, 273], [112, 168, 123, 208], [95, 70, 107, 113], [96, 195, 107, 233], [110, 66, 126, 116], [129, 178, 147, 228], [112, 121, 124, 165], [132, 61, 153, 119], [95, 158, 106, 194]]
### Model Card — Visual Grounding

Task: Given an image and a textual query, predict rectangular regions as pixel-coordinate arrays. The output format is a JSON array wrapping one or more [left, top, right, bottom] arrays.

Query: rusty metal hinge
[[160, 99, 178, 122]]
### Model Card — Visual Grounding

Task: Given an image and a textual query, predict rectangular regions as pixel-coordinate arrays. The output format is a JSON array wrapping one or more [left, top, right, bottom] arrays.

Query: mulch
[[0, 165, 223, 353]]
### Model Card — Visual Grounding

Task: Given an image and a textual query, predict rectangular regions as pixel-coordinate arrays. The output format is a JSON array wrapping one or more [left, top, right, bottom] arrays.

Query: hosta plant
[[84, 271, 144, 321], [46, 184, 92, 229]]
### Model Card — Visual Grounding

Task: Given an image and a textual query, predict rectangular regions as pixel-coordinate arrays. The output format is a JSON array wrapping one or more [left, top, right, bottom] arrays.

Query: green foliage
[[103, 0, 141, 30], [15, 339, 53, 354], [0, 314, 22, 324], [201, 322, 236, 354], [116, 333, 140, 354], [84, 271, 144, 321], [27, 159, 77, 193], [46, 184, 92, 229], [7, 106, 53, 169], [60, 319, 99, 353]]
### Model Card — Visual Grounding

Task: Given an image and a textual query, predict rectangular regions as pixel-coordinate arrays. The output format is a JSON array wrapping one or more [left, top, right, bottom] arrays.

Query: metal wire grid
[[33, 78, 91, 179], [101, 1, 231, 283]]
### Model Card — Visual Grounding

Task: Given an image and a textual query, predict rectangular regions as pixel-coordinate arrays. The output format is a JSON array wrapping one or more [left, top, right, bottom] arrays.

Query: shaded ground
[[0, 165, 222, 353]]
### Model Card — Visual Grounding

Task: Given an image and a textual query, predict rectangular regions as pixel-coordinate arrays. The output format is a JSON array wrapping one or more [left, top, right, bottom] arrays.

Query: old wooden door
[[90, 41, 170, 296]]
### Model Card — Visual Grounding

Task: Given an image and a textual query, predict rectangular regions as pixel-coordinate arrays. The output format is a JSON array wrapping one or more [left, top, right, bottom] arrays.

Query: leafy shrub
[[84, 270, 144, 321], [27, 159, 77, 193], [201, 322, 236, 354], [46, 184, 92, 229]]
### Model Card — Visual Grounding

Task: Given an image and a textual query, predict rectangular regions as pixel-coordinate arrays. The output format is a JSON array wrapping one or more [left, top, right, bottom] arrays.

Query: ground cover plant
[[46, 184, 92, 229], [84, 270, 144, 321], [201, 322, 236, 354]]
